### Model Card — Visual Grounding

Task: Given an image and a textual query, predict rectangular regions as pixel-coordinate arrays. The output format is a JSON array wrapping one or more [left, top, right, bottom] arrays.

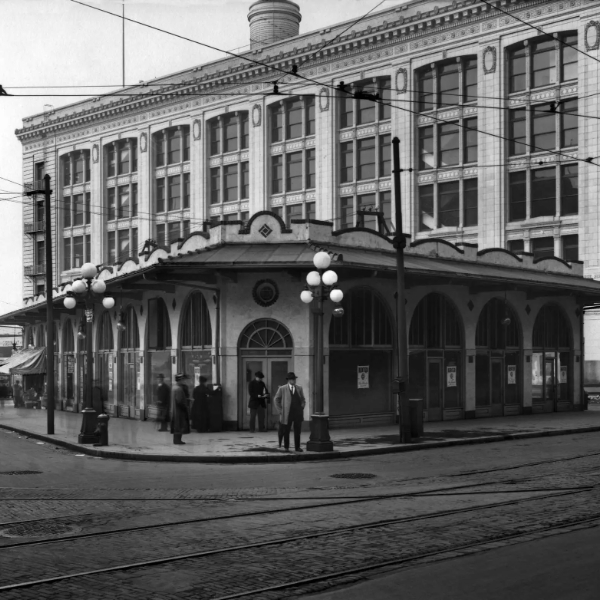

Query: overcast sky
[[0, 0, 406, 315]]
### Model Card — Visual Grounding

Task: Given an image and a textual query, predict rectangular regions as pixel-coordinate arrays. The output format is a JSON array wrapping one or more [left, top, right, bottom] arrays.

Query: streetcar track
[[0, 478, 587, 546], [0, 487, 590, 591]]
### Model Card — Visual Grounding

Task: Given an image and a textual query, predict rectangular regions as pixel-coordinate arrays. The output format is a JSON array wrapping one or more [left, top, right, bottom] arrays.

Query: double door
[[241, 357, 291, 430]]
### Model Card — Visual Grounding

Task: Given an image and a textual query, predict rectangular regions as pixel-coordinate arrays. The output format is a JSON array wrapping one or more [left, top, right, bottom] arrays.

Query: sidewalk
[[1, 404, 600, 463]]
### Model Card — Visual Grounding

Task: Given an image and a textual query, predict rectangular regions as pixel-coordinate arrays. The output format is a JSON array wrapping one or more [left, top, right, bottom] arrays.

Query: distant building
[[2, 0, 600, 427]]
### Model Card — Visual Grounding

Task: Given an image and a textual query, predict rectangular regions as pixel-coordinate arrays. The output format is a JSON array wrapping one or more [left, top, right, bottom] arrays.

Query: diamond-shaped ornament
[[259, 224, 273, 238]]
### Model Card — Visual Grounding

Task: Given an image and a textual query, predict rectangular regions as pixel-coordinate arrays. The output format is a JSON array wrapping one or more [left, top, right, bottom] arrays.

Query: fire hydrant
[[93, 413, 109, 447]]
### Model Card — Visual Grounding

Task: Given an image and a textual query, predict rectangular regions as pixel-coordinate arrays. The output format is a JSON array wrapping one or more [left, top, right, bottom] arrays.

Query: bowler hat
[[285, 372, 298, 380], [175, 373, 187, 381], [255, 371, 265, 378]]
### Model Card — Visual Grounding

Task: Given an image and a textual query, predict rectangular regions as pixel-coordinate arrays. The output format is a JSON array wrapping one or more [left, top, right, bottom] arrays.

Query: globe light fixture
[[91, 279, 106, 294], [313, 251, 331, 270], [80, 262, 98, 280], [329, 288, 344, 303], [306, 271, 321, 287], [71, 279, 87, 294], [102, 297, 115, 310], [321, 270, 338, 286], [63, 296, 77, 310], [300, 290, 313, 304], [333, 307, 345, 318]]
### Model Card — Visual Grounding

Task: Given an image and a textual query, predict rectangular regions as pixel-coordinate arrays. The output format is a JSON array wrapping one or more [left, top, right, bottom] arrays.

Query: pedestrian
[[12, 381, 22, 408], [248, 371, 268, 433], [170, 373, 191, 445], [191, 376, 211, 432], [273, 372, 306, 452], [156, 374, 171, 431]]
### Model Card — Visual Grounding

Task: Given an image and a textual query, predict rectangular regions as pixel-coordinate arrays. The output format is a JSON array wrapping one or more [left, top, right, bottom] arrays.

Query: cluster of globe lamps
[[63, 263, 115, 312], [300, 251, 344, 311]]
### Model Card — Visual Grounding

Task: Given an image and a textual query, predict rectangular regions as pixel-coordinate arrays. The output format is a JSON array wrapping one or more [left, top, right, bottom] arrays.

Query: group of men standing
[[156, 371, 306, 452]]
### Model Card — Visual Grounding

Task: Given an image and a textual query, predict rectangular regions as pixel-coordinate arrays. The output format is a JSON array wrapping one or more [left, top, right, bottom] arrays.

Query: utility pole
[[26, 174, 55, 434], [392, 137, 411, 444]]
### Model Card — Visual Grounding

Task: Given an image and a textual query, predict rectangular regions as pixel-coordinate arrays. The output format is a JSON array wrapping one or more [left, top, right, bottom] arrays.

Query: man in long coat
[[273, 372, 306, 452], [156, 374, 171, 431], [170, 373, 191, 445], [191, 376, 211, 432]]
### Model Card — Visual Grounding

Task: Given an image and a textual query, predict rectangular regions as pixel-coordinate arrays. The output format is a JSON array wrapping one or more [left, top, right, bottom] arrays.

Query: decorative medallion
[[252, 104, 262, 127], [395, 68, 408, 94], [193, 119, 201, 141], [585, 20, 600, 51], [483, 46, 497, 74], [92, 144, 99, 164], [259, 224, 272, 238], [140, 132, 148, 153], [319, 87, 329, 112], [252, 279, 279, 308]]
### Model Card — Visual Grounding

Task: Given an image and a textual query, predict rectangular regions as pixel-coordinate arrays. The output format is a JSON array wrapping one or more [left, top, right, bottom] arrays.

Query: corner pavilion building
[[3, 0, 600, 429]]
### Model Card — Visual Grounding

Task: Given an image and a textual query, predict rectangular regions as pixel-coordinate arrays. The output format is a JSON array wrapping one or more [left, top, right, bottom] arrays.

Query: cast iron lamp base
[[306, 414, 334, 452], [78, 408, 98, 444]]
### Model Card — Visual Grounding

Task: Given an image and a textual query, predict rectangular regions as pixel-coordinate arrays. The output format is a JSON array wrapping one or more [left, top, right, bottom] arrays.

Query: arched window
[[408, 293, 464, 421], [181, 293, 211, 348], [148, 298, 172, 413], [120, 305, 140, 350], [148, 298, 172, 350], [475, 298, 522, 413], [329, 287, 393, 347], [532, 304, 572, 408], [239, 319, 293, 354]]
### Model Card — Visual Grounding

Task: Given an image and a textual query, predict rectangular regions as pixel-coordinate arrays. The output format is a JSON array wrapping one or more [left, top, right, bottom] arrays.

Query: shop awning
[[0, 347, 46, 375]]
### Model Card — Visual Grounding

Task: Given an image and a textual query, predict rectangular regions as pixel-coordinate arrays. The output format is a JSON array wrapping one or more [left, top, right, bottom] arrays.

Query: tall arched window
[[119, 305, 140, 416], [328, 287, 394, 418], [475, 298, 522, 415], [532, 304, 572, 410], [96, 311, 114, 409], [62, 320, 75, 405], [148, 298, 172, 412], [180, 292, 212, 385], [408, 293, 464, 421]]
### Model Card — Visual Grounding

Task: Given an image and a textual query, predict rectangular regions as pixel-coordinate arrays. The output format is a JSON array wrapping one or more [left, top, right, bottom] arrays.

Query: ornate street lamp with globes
[[63, 263, 115, 443], [300, 251, 344, 452]]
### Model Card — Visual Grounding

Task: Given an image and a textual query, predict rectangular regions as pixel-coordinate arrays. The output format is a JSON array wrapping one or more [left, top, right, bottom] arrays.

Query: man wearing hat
[[248, 371, 268, 433], [273, 372, 306, 452], [156, 374, 171, 431], [171, 373, 191, 444], [191, 375, 211, 432]]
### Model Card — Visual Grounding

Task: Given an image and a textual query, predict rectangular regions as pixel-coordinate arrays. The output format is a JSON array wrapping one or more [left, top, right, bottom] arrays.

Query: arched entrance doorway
[[118, 305, 140, 418], [96, 311, 114, 409], [475, 298, 522, 417], [532, 304, 572, 413], [238, 319, 293, 430], [328, 287, 394, 424], [408, 293, 464, 421], [147, 297, 172, 419], [180, 292, 212, 387]]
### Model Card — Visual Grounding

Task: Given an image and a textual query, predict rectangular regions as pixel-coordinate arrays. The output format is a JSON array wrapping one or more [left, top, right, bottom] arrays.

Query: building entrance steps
[[1, 406, 600, 463]]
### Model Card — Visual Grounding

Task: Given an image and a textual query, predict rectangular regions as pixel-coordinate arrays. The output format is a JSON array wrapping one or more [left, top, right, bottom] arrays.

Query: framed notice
[[194, 366, 201, 387], [507, 365, 516, 385], [446, 366, 457, 388], [357, 366, 369, 389], [560, 366, 568, 383]]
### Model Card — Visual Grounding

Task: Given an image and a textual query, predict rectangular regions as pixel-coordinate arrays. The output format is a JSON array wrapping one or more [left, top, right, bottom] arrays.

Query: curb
[[2, 423, 600, 463]]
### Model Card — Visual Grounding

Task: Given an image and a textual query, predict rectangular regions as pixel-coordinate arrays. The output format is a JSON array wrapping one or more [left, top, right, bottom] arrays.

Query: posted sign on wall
[[446, 366, 457, 388], [357, 366, 369, 389], [507, 365, 516, 385]]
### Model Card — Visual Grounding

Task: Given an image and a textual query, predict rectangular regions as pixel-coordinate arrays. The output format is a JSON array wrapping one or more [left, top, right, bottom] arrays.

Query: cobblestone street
[[1, 428, 600, 598]]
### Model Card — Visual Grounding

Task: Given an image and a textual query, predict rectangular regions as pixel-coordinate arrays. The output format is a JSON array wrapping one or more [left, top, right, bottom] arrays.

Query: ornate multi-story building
[[3, 0, 600, 432]]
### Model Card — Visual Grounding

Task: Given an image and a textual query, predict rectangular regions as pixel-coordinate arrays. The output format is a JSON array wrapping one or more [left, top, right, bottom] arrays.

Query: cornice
[[17, 0, 586, 146]]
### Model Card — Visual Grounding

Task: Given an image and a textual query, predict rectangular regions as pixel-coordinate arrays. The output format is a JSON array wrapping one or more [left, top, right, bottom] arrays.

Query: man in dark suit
[[248, 371, 268, 432], [156, 373, 171, 431], [273, 372, 306, 452]]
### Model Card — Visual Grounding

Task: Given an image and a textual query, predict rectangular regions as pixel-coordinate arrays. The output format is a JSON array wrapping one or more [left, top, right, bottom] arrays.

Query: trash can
[[207, 385, 223, 432], [409, 399, 424, 438]]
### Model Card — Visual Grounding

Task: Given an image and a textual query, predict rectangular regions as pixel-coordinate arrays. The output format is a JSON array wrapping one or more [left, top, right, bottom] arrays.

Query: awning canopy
[[0, 347, 46, 375]]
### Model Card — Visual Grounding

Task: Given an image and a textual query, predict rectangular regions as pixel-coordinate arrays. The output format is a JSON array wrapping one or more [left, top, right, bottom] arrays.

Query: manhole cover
[[330, 473, 376, 479], [0, 471, 42, 475], [0, 521, 81, 538]]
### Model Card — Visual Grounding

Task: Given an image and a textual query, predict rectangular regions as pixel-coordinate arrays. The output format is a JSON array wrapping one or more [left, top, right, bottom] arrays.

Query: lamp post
[[63, 263, 115, 444], [300, 251, 344, 452]]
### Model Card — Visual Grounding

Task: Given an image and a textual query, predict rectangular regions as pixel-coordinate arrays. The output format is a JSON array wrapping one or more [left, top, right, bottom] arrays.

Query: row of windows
[[156, 220, 191, 247], [339, 191, 393, 231], [107, 228, 139, 264], [63, 235, 91, 271], [272, 150, 315, 194], [270, 98, 316, 143], [108, 184, 139, 221], [154, 126, 191, 167], [156, 174, 190, 213], [509, 99, 577, 155], [106, 139, 138, 177], [210, 163, 249, 204], [508, 164, 578, 221], [271, 203, 315, 227], [508, 234, 579, 262], [419, 179, 478, 231], [62, 151, 91, 186], [419, 119, 477, 170], [340, 77, 392, 128], [340, 135, 391, 183], [417, 57, 477, 112], [209, 113, 249, 155], [63, 193, 91, 228]]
